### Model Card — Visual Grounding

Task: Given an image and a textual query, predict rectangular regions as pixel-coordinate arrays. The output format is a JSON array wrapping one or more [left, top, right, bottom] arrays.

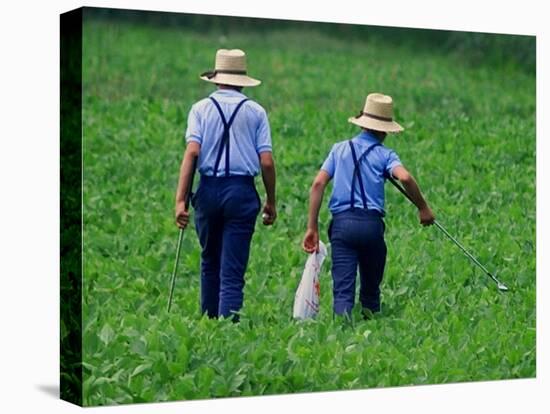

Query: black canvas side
[[60, 7, 83, 407]]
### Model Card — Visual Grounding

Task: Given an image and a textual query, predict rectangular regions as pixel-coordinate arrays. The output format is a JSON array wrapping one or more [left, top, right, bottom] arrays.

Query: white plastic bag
[[293, 241, 328, 320]]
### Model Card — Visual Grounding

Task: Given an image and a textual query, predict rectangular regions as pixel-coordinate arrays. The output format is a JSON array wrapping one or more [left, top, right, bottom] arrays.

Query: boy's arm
[[303, 170, 331, 253], [260, 152, 277, 225], [391, 165, 435, 226], [175, 141, 201, 228]]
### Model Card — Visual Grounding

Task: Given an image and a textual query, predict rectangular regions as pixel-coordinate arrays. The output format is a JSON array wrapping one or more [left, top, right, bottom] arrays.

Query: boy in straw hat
[[302, 93, 435, 319], [175, 49, 277, 322]]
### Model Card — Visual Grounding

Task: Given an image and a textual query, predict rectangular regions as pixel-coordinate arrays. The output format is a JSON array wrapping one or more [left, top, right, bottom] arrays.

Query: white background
[[0, 0, 547, 412]]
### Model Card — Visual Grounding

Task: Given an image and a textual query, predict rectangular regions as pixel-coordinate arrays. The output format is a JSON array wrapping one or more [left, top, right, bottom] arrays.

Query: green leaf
[[131, 363, 152, 378], [395, 286, 408, 296], [177, 342, 189, 362], [98, 323, 115, 345], [229, 374, 246, 393]]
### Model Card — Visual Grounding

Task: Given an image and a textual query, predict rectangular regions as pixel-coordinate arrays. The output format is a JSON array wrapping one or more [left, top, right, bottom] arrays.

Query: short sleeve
[[255, 108, 272, 153], [385, 150, 402, 178], [321, 145, 337, 177], [185, 104, 202, 144]]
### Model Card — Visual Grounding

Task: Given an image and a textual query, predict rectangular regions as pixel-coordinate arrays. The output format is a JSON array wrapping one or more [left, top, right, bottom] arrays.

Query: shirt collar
[[209, 88, 247, 99]]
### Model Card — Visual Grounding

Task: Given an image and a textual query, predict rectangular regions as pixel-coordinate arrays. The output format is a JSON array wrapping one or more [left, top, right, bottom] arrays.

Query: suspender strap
[[348, 140, 381, 210], [209, 97, 249, 177], [349, 142, 365, 210]]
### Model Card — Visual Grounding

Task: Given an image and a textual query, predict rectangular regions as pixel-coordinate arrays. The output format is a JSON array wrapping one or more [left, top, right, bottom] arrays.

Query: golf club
[[167, 155, 198, 312], [388, 176, 508, 292]]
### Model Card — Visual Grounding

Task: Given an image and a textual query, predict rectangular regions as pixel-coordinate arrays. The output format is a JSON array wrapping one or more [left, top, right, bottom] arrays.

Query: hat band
[[358, 111, 393, 122], [201, 69, 247, 79]]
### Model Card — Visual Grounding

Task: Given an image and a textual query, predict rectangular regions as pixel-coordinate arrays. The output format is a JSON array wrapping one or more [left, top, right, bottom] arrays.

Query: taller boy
[[175, 49, 277, 321], [303, 93, 434, 317]]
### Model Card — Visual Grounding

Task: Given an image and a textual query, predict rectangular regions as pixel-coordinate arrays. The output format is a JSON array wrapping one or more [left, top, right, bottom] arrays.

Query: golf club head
[[490, 272, 508, 292]]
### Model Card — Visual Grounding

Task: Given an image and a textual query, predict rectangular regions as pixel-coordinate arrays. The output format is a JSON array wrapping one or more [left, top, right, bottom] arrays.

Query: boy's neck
[[217, 84, 243, 93], [363, 128, 387, 142]]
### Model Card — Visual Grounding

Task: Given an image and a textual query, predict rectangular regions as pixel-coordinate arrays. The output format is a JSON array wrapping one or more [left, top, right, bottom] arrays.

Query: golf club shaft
[[167, 228, 184, 312], [432, 220, 502, 286], [167, 155, 198, 312], [387, 177, 505, 288]]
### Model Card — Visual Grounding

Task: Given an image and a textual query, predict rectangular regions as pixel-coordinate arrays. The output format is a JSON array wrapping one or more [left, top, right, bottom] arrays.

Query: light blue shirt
[[185, 89, 272, 176], [321, 131, 402, 215]]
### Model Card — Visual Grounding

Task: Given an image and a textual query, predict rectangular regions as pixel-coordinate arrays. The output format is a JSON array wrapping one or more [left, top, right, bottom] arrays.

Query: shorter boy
[[302, 93, 435, 318]]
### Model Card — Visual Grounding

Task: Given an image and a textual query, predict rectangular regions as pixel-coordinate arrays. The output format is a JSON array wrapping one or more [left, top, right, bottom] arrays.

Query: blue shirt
[[185, 89, 272, 176], [321, 131, 402, 215]]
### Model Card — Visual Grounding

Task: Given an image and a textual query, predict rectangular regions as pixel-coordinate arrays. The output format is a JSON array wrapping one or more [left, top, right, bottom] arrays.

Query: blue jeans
[[192, 175, 261, 321], [328, 209, 387, 315]]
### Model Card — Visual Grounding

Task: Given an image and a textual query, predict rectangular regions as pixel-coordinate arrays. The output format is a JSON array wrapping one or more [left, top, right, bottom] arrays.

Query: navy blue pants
[[328, 209, 387, 316], [192, 176, 261, 320]]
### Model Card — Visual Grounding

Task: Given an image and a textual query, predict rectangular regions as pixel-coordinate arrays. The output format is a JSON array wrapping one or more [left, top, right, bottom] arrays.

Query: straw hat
[[349, 93, 404, 133], [200, 49, 261, 87]]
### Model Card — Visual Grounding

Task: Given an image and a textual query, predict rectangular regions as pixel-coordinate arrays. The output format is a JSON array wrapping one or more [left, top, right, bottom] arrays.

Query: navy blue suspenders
[[348, 140, 381, 210], [208, 97, 249, 177]]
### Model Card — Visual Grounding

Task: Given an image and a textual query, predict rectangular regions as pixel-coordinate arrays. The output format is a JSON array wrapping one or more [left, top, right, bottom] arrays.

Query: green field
[[80, 15, 536, 406]]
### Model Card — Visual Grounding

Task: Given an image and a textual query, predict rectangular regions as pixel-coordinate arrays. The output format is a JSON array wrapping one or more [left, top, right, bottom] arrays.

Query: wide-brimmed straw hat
[[200, 49, 261, 87], [349, 93, 404, 133]]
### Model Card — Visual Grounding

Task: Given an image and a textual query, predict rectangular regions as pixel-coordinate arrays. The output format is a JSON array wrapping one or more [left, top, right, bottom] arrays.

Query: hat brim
[[200, 73, 261, 87], [348, 115, 404, 133]]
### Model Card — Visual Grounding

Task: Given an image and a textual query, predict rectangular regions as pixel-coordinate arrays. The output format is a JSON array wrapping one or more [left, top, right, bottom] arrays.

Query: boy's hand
[[175, 201, 190, 229], [302, 228, 319, 253], [419, 206, 435, 226], [262, 202, 277, 225]]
